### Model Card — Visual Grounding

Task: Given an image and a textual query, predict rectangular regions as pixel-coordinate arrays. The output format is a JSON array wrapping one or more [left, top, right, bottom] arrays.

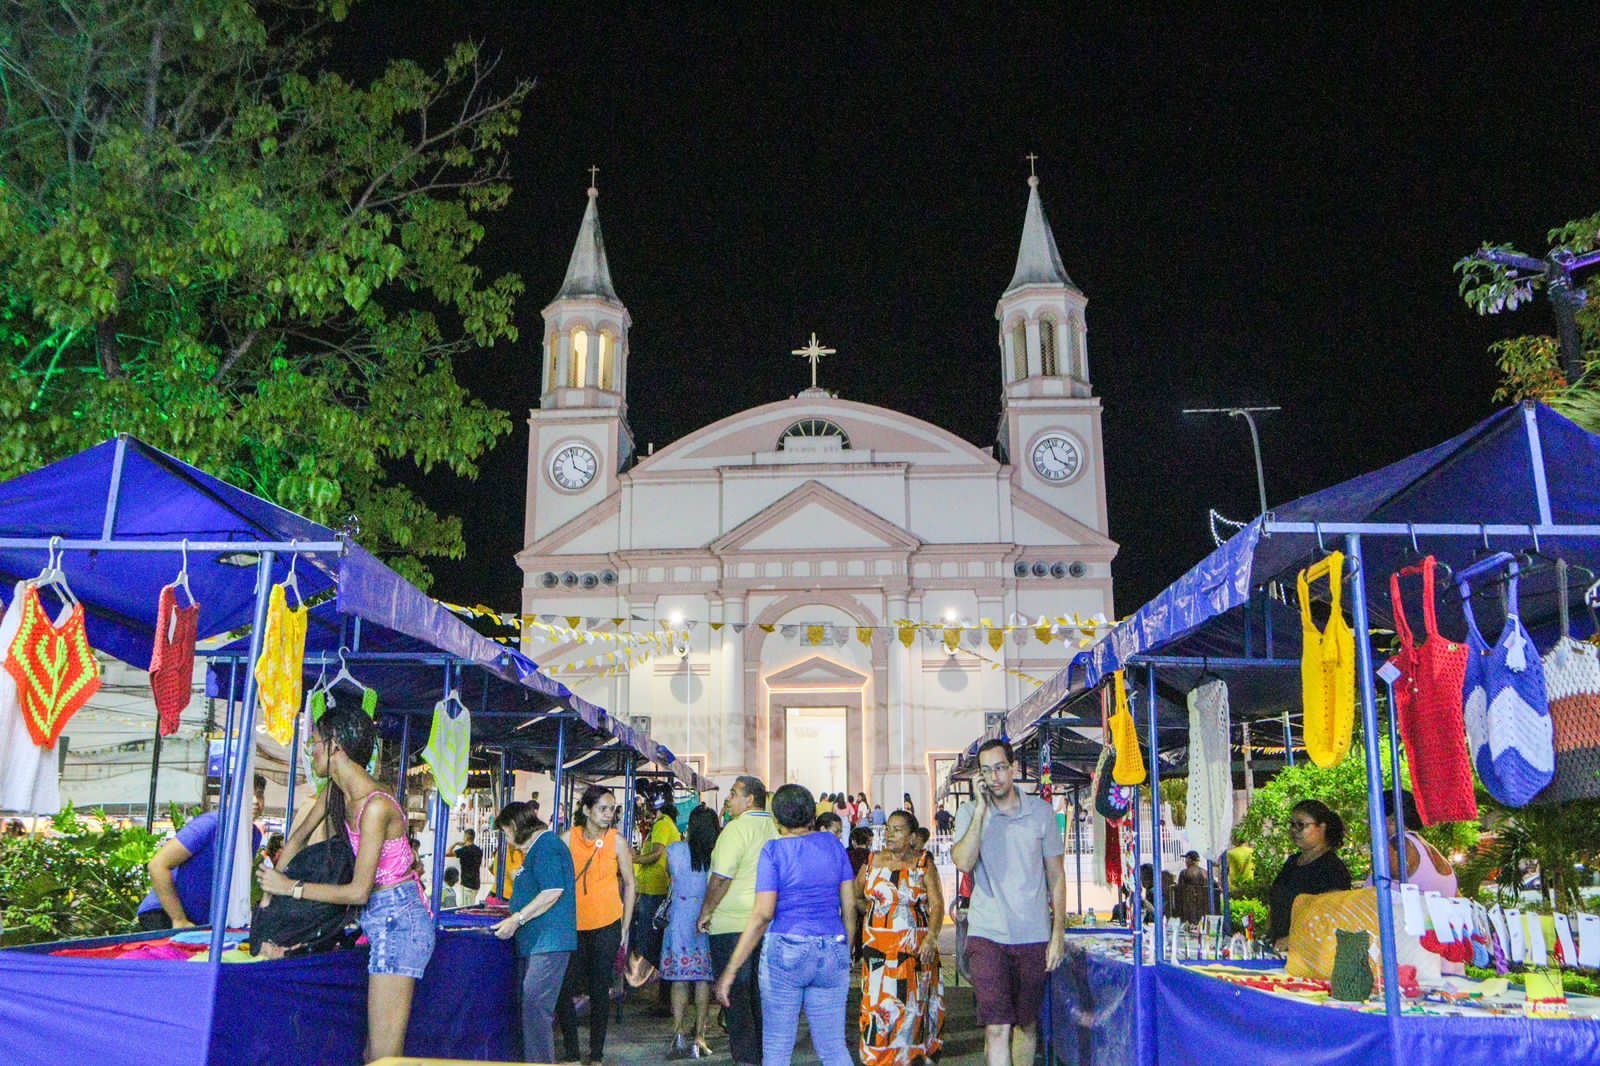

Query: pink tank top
[[1399, 831, 1458, 897], [345, 791, 416, 889]]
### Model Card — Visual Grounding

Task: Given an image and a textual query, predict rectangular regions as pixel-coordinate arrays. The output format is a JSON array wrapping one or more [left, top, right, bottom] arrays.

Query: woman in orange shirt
[[556, 785, 637, 1065]]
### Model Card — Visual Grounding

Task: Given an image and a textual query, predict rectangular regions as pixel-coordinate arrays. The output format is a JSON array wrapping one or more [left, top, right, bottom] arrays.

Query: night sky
[[338, 7, 1598, 615]]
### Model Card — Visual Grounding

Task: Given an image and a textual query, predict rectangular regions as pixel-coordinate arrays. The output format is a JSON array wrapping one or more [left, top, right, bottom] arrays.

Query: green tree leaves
[[0, 1, 530, 584]]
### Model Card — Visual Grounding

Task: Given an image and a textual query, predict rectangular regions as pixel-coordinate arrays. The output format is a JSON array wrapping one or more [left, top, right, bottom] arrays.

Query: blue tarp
[[0, 928, 514, 1065], [1067, 402, 1600, 704]]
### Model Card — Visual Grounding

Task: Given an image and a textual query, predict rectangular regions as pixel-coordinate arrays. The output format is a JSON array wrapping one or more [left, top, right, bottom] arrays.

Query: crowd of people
[[124, 714, 1063, 1065]]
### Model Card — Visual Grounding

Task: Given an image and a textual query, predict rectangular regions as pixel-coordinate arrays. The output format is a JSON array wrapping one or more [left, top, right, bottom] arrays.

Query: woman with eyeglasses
[[1268, 799, 1351, 951]]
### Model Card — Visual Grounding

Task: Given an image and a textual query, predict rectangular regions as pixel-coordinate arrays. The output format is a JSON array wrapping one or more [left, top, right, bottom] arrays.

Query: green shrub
[[0, 805, 163, 946], [1229, 897, 1269, 932]]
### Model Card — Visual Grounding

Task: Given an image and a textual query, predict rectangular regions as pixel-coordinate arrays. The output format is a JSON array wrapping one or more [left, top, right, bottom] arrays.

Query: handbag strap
[[1391, 555, 1445, 648], [1299, 551, 1345, 633]]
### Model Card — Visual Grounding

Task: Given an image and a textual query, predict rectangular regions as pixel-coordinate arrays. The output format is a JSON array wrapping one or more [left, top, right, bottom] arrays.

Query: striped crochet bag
[[1457, 553, 1554, 807], [1535, 562, 1600, 804]]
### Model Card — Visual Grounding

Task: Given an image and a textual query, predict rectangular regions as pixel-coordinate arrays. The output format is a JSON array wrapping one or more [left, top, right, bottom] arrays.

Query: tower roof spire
[[555, 171, 619, 302], [1004, 167, 1076, 296]]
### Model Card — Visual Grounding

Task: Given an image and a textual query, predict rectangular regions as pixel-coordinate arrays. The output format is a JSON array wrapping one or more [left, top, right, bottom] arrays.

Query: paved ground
[[601, 927, 988, 1065]]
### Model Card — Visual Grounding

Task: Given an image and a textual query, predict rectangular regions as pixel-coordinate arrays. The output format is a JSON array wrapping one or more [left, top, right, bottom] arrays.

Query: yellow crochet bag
[[1299, 552, 1355, 768], [1110, 670, 1147, 785]]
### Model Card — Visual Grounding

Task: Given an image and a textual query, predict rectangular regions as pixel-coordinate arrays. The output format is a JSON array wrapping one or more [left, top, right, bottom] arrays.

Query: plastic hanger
[[34, 537, 78, 609], [171, 539, 196, 607], [329, 647, 369, 695], [281, 550, 302, 609], [440, 686, 469, 720]]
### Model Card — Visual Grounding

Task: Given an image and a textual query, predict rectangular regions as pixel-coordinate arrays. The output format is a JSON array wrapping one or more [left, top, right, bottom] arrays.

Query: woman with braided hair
[[258, 705, 434, 1062]]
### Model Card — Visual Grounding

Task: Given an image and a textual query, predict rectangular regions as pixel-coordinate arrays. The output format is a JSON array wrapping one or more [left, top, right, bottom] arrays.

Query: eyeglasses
[[1289, 820, 1319, 832]]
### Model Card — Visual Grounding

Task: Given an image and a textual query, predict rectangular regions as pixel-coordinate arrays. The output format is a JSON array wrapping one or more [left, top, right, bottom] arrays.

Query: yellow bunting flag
[[806, 625, 824, 646], [898, 625, 916, 648], [856, 627, 873, 646], [759, 624, 775, 634], [1035, 621, 1055, 645], [943, 627, 962, 652], [987, 628, 1005, 651]]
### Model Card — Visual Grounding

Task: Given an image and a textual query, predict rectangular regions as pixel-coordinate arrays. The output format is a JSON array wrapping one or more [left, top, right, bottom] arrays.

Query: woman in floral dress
[[661, 805, 719, 1059], [856, 810, 944, 1064]]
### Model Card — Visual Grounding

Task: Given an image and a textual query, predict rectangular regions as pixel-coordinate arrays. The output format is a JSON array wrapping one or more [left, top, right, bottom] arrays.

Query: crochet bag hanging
[[1298, 552, 1355, 768], [1109, 670, 1147, 786], [1389, 557, 1476, 824], [1534, 560, 1600, 804], [1185, 678, 1234, 860], [1457, 552, 1554, 807], [1092, 743, 1135, 821]]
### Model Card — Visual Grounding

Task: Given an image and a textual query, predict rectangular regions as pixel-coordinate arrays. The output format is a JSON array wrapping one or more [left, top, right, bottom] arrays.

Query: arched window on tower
[[547, 333, 559, 391], [1040, 316, 1058, 376], [597, 332, 614, 390], [570, 328, 589, 388], [1068, 314, 1084, 379], [1011, 321, 1028, 380]]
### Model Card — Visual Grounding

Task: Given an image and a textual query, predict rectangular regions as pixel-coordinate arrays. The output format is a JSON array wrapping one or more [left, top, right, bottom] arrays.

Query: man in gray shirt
[[952, 737, 1066, 1066]]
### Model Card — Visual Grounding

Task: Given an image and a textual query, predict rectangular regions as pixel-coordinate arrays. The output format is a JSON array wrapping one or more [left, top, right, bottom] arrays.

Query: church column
[[718, 597, 745, 777], [885, 593, 909, 803], [554, 330, 573, 391]]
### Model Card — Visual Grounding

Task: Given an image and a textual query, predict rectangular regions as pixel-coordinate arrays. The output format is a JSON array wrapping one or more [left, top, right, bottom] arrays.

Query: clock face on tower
[[1030, 432, 1083, 483], [548, 443, 598, 491]]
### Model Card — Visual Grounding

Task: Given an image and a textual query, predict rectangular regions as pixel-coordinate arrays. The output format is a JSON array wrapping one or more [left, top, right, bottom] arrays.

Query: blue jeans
[[518, 950, 571, 1064], [757, 932, 852, 1066]]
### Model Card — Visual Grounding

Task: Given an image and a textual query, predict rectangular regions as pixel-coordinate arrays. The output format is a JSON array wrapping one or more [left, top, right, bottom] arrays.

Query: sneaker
[[667, 1035, 691, 1060], [692, 1038, 714, 1059]]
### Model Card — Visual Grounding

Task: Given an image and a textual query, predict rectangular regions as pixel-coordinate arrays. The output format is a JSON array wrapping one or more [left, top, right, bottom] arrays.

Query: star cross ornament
[[792, 332, 836, 390]]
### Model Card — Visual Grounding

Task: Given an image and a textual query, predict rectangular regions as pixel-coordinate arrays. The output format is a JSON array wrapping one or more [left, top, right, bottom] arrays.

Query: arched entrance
[[764, 656, 868, 793]]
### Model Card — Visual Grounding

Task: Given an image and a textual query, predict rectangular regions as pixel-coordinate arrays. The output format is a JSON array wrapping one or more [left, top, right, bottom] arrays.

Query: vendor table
[[1046, 933, 1600, 1066], [0, 926, 514, 1066]]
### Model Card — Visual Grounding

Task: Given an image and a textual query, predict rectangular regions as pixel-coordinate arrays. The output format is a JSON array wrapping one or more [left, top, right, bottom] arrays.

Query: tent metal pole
[[284, 707, 302, 831], [1131, 788, 1143, 950], [1346, 533, 1403, 1024], [1073, 785, 1083, 916], [553, 718, 567, 833], [210, 550, 275, 965], [430, 663, 451, 922], [145, 716, 162, 833], [1146, 665, 1165, 962], [0, 536, 346, 553], [207, 661, 241, 929], [1282, 711, 1294, 766], [101, 435, 128, 540], [623, 754, 636, 841], [395, 713, 413, 809], [1384, 676, 1408, 881], [496, 748, 513, 898]]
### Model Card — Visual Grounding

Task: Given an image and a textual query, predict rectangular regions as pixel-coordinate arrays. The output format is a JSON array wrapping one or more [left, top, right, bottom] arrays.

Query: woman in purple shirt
[[714, 784, 855, 1066]]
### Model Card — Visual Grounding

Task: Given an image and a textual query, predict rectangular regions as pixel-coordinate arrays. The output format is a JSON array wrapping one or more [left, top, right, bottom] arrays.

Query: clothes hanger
[[440, 686, 470, 719], [171, 539, 196, 608], [34, 537, 78, 609], [329, 647, 369, 694], [281, 550, 302, 609]]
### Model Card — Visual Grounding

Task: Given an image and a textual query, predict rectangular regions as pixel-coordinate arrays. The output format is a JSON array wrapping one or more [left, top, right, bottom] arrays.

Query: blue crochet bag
[[1457, 553, 1555, 806]]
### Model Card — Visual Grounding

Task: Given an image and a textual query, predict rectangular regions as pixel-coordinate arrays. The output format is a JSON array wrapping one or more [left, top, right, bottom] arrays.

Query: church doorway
[[785, 707, 847, 795]]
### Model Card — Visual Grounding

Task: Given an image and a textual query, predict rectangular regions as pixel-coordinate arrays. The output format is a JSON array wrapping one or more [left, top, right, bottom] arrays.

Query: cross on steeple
[[1026, 152, 1038, 177], [792, 332, 836, 390], [588, 164, 599, 190]]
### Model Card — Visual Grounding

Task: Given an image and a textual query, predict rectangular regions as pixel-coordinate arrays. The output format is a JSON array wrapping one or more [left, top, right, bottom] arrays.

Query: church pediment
[[711, 480, 921, 555], [765, 655, 870, 689]]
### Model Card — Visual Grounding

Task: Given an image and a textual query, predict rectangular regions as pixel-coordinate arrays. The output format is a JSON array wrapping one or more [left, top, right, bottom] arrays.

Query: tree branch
[[210, 327, 261, 383]]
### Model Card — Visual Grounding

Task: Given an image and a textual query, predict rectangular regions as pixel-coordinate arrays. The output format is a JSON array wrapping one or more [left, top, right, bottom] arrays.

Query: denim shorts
[[360, 880, 436, 979]]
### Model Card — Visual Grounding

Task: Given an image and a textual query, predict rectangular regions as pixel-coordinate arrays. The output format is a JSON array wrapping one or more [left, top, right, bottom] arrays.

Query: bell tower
[[995, 169, 1110, 537], [525, 176, 634, 544]]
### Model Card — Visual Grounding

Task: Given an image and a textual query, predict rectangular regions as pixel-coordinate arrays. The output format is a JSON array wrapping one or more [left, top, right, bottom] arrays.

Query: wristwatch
[[292, 880, 305, 900], [516, 910, 528, 926]]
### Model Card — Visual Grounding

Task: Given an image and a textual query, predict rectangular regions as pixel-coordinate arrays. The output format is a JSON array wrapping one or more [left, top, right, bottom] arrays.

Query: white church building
[[518, 174, 1116, 808]]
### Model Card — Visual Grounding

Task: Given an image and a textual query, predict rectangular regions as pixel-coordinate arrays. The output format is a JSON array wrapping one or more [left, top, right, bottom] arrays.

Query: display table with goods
[[968, 405, 1600, 1064], [0, 438, 710, 1066]]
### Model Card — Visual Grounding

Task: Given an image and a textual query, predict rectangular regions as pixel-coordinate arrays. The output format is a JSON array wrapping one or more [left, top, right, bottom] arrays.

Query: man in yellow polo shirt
[[697, 775, 777, 1066], [632, 792, 680, 968]]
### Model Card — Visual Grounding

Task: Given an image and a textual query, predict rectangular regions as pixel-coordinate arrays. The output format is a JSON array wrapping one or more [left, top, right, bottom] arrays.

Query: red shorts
[[965, 936, 1048, 1027]]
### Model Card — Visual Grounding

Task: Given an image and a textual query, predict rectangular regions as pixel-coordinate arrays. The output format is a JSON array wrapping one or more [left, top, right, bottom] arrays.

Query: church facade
[[518, 175, 1116, 807]]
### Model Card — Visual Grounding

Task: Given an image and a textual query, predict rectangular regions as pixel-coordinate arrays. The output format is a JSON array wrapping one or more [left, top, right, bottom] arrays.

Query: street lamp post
[[1181, 405, 1281, 516]]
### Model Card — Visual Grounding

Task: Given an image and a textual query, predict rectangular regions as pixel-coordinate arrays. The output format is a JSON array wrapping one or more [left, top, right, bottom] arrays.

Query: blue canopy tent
[[0, 435, 699, 1064], [968, 403, 1600, 1064]]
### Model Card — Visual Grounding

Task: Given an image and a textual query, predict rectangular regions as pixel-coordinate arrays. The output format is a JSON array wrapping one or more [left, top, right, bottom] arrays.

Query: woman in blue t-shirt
[[713, 783, 855, 1066], [492, 801, 577, 1065]]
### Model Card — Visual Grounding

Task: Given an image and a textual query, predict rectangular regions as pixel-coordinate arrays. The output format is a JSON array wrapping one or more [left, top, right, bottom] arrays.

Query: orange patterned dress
[[859, 852, 944, 1064]]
